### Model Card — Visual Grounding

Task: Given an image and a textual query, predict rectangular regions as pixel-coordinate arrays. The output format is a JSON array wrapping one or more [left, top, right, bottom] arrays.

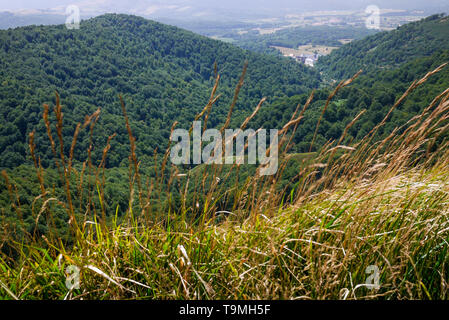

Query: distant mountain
[[2, 0, 449, 21], [0, 14, 320, 168], [317, 14, 449, 80], [0, 12, 67, 29]]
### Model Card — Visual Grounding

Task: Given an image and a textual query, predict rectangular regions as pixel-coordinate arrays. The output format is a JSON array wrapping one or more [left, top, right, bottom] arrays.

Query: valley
[[0, 6, 449, 302]]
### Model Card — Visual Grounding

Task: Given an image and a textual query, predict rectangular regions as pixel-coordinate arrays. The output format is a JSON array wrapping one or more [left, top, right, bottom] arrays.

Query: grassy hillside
[[3, 162, 448, 299], [317, 14, 449, 80], [1, 14, 449, 300], [1, 65, 449, 299]]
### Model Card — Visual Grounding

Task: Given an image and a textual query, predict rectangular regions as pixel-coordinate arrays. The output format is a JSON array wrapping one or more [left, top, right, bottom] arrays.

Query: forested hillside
[[317, 14, 449, 80], [1, 13, 449, 233], [0, 14, 320, 169], [2, 11, 449, 301], [253, 50, 449, 152]]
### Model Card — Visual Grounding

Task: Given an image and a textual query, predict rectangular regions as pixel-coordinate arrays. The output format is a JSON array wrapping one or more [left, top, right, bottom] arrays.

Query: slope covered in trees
[[0, 13, 320, 169], [317, 14, 449, 80], [1, 13, 449, 242], [252, 50, 449, 153]]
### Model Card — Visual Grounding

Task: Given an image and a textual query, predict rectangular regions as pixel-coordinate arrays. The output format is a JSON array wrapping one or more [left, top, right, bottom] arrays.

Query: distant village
[[287, 53, 322, 67]]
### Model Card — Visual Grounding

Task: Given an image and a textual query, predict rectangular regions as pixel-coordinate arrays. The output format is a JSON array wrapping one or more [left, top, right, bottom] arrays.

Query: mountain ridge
[[317, 13, 449, 80]]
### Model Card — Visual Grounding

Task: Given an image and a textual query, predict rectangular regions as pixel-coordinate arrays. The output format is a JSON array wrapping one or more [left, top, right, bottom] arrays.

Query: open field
[[271, 44, 338, 57]]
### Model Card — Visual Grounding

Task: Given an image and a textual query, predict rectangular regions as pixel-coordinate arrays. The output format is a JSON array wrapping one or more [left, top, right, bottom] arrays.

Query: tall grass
[[1, 63, 449, 299]]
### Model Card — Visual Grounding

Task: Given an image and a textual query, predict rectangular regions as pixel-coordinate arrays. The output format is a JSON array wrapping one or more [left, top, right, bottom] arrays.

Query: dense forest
[[1, 13, 449, 243], [0, 14, 320, 169], [0, 14, 320, 237], [1, 12, 449, 301]]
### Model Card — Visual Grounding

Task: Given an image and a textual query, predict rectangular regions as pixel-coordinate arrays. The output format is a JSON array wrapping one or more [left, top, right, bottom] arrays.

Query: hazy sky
[[1, 0, 448, 15]]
